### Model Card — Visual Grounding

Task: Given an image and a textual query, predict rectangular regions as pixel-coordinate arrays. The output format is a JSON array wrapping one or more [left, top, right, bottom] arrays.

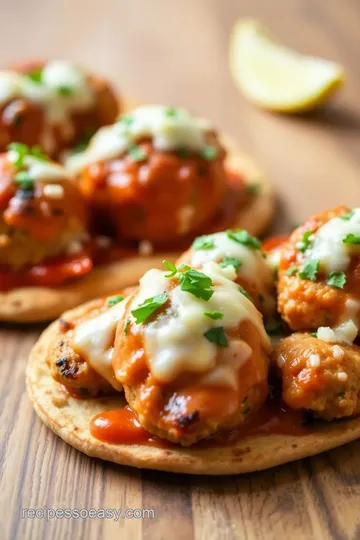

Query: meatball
[[112, 262, 270, 446], [49, 295, 127, 397], [176, 230, 275, 315], [0, 147, 88, 268], [273, 332, 360, 420], [67, 106, 227, 243], [278, 206, 360, 332], [0, 60, 119, 159]]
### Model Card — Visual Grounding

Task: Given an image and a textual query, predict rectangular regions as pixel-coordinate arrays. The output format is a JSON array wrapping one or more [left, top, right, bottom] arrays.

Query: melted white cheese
[[72, 301, 128, 391], [8, 152, 67, 182], [316, 297, 360, 345], [0, 61, 94, 153], [65, 105, 212, 173], [308, 208, 360, 274], [130, 262, 270, 386]]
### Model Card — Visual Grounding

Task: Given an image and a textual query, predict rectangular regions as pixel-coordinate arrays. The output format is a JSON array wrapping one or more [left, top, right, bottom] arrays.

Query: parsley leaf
[[163, 260, 177, 278], [30, 145, 49, 161], [311, 332, 318, 338], [204, 327, 228, 347], [57, 85, 74, 96], [298, 259, 319, 281], [192, 235, 215, 251], [131, 292, 168, 324], [7, 142, 29, 168], [220, 256, 242, 271], [118, 114, 134, 127], [297, 231, 313, 253], [340, 210, 355, 221], [204, 311, 224, 320], [123, 320, 130, 335], [14, 171, 33, 190], [286, 265, 298, 276], [238, 285, 252, 301], [343, 233, 360, 245], [107, 295, 124, 307], [179, 269, 213, 301], [226, 229, 261, 249], [26, 68, 43, 84], [201, 146, 218, 160], [327, 271, 346, 289], [164, 107, 178, 117], [128, 143, 147, 162]]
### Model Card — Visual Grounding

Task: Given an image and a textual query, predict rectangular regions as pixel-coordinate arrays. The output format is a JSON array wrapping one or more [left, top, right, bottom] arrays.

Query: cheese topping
[[308, 208, 360, 274], [316, 297, 360, 345], [65, 105, 212, 173], [0, 61, 94, 153], [72, 301, 128, 391], [8, 152, 67, 182], [130, 262, 270, 386]]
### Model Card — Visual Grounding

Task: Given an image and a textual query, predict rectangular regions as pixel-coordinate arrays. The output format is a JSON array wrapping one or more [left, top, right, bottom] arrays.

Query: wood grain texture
[[1, 0, 360, 538]]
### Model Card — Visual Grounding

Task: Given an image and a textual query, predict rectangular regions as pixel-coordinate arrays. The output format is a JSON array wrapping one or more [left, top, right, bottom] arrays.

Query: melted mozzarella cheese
[[316, 297, 360, 345], [130, 262, 270, 386], [7, 152, 68, 182], [0, 61, 94, 154], [308, 208, 360, 274], [65, 105, 212, 173], [72, 301, 128, 391]]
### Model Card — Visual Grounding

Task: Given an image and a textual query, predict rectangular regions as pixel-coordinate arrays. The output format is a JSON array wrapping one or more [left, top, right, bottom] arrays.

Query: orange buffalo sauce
[[90, 406, 153, 445], [262, 234, 289, 252]]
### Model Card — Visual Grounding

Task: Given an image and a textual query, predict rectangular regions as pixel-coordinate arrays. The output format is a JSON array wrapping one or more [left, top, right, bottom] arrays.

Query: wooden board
[[1, 0, 360, 538]]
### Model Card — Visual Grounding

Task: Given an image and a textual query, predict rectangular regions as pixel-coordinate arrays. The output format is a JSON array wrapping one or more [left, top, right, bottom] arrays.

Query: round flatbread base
[[27, 303, 360, 475], [0, 134, 274, 323]]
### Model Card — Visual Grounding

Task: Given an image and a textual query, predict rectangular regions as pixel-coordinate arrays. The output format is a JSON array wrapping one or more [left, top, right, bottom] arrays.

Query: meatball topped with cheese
[[0, 143, 88, 268], [112, 261, 271, 446], [273, 332, 360, 420], [66, 106, 227, 244], [176, 230, 275, 315], [278, 207, 360, 344], [0, 60, 118, 158]]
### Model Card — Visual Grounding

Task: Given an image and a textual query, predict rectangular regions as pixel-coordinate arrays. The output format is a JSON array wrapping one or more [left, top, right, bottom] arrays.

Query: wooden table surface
[[1, 0, 360, 538]]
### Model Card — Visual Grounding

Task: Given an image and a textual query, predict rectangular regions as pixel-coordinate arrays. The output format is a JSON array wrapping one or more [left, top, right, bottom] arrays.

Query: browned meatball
[[277, 206, 360, 331], [0, 60, 119, 159], [273, 332, 360, 420]]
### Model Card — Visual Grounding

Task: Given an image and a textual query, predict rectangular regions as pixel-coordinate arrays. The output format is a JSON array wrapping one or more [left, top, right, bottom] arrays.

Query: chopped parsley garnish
[[163, 260, 177, 278], [220, 256, 242, 271], [226, 229, 261, 249], [179, 269, 213, 301], [128, 143, 147, 162], [340, 210, 355, 221], [118, 114, 134, 127], [14, 171, 33, 190], [8, 142, 28, 168], [70, 131, 93, 154], [265, 320, 286, 336], [342, 233, 360, 245], [238, 285, 252, 301], [26, 68, 43, 84], [296, 231, 313, 253], [204, 311, 224, 320], [286, 265, 298, 276], [192, 235, 215, 251], [176, 147, 191, 159], [204, 327, 228, 347], [311, 332, 318, 338], [57, 85, 74, 96], [131, 292, 168, 324], [201, 146, 218, 160], [123, 320, 130, 335], [298, 259, 319, 281], [29, 145, 49, 161], [246, 183, 260, 196], [164, 107, 178, 117], [327, 271, 346, 289], [107, 295, 124, 307]]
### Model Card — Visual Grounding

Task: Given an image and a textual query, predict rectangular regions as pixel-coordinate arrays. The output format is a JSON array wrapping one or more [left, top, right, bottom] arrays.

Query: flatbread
[[1, 135, 274, 323], [26, 302, 360, 475]]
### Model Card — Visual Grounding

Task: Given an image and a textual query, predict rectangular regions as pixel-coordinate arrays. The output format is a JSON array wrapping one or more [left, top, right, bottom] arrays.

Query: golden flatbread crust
[[26, 302, 360, 475], [1, 135, 274, 323]]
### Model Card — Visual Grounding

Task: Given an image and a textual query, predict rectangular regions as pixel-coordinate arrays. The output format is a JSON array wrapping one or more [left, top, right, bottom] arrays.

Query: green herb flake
[[286, 265, 298, 276], [107, 295, 124, 307], [123, 320, 130, 335], [179, 269, 213, 301], [163, 260, 177, 278], [26, 68, 43, 84], [7, 142, 29, 168], [342, 233, 360, 245], [118, 114, 134, 127], [14, 171, 33, 190], [311, 332, 318, 338], [30, 145, 49, 161], [204, 327, 228, 347], [340, 210, 355, 221], [131, 292, 168, 324], [298, 259, 319, 281], [238, 285, 252, 301], [220, 256, 242, 271], [128, 143, 147, 162], [176, 147, 191, 159], [191, 235, 215, 251], [226, 229, 261, 249], [204, 311, 224, 320], [327, 271, 347, 289], [57, 85, 74, 96], [296, 231, 313, 253], [164, 107, 178, 117], [246, 183, 261, 196], [201, 146, 218, 160]]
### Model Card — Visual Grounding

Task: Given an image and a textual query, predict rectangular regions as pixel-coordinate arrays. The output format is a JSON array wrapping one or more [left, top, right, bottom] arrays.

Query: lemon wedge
[[229, 19, 344, 112]]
